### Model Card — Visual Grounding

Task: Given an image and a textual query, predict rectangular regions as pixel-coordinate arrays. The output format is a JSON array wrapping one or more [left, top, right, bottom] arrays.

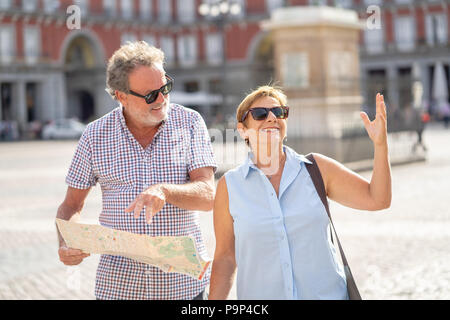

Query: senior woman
[[208, 86, 391, 300]]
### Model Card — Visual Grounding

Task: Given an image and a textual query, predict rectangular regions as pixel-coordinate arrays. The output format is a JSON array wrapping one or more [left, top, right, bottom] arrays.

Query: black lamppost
[[198, 0, 242, 121]]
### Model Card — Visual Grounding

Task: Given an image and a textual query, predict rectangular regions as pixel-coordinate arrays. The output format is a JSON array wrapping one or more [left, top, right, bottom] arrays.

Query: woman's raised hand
[[360, 93, 388, 147]]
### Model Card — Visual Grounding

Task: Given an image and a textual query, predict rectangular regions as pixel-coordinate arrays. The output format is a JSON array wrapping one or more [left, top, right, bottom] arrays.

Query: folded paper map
[[55, 219, 211, 280]]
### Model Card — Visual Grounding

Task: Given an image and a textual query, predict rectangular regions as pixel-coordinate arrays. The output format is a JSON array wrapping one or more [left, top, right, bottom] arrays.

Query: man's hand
[[56, 187, 91, 266], [58, 246, 90, 266], [125, 184, 166, 224]]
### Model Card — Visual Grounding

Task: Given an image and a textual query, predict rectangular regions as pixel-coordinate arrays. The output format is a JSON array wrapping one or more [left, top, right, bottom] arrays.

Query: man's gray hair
[[106, 41, 165, 100]]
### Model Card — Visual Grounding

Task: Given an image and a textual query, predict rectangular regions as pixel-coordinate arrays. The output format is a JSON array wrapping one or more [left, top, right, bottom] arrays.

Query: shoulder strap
[[305, 153, 362, 299]]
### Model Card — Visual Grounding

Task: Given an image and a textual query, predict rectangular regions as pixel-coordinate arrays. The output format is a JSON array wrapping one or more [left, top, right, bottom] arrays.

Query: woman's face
[[238, 96, 287, 151]]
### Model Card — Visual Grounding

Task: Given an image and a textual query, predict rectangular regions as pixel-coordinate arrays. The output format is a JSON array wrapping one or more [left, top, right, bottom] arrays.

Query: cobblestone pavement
[[0, 123, 449, 300]]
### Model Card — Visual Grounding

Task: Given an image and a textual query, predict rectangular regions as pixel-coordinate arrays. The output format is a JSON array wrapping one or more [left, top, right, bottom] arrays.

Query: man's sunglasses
[[241, 106, 289, 122], [128, 74, 174, 104]]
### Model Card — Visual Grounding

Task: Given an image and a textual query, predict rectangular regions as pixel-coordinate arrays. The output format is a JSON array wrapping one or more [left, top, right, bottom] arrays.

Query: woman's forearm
[[208, 257, 237, 300], [369, 143, 392, 209]]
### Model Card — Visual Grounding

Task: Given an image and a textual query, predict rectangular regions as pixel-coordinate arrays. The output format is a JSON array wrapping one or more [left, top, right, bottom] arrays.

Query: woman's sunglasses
[[241, 106, 289, 122], [128, 74, 174, 104]]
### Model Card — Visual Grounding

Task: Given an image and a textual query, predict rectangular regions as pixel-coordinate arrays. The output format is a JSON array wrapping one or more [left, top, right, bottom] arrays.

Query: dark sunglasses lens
[[251, 108, 269, 120], [280, 108, 288, 118], [270, 107, 284, 118], [161, 81, 172, 95], [145, 92, 158, 104]]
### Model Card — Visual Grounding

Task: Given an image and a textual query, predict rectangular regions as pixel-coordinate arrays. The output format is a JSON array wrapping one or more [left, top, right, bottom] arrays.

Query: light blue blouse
[[224, 145, 348, 300]]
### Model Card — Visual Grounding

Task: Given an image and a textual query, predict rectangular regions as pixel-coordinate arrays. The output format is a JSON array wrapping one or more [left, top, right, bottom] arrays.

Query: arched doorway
[[249, 32, 275, 88], [67, 90, 95, 122], [79, 91, 95, 122], [62, 32, 105, 123]]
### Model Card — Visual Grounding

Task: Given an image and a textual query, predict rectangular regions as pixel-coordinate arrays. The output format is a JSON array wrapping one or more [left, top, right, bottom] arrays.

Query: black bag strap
[[305, 153, 362, 300]]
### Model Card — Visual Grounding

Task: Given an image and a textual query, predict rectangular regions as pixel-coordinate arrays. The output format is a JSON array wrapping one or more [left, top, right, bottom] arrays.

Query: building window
[[0, 0, 12, 10], [24, 26, 40, 65], [74, 0, 89, 16], [398, 67, 412, 109], [205, 33, 223, 65], [177, 35, 197, 67], [140, 0, 152, 20], [158, 0, 171, 23], [177, 0, 195, 24], [184, 81, 199, 93], [426, 14, 448, 46], [364, 0, 382, 5], [160, 36, 175, 65], [142, 34, 156, 46], [0, 25, 15, 64], [104, 0, 117, 17], [281, 52, 309, 89], [22, 0, 38, 12], [364, 25, 384, 54], [266, 0, 284, 12], [43, 0, 59, 13], [121, 0, 133, 19], [121, 33, 137, 44], [209, 78, 222, 94], [333, 0, 352, 8], [309, 0, 326, 5], [395, 15, 416, 52]]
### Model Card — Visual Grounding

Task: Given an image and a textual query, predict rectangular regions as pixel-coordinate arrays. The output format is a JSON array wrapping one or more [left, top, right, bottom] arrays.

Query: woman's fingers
[[376, 93, 387, 119], [375, 93, 381, 117], [380, 95, 387, 118], [360, 111, 371, 128]]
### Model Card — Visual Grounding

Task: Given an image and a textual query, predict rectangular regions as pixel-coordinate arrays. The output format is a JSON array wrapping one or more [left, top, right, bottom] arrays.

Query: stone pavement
[[0, 122, 449, 300]]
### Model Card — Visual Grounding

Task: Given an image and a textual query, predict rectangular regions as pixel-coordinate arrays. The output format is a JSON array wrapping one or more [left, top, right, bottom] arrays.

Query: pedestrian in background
[[209, 86, 391, 300], [440, 102, 450, 128]]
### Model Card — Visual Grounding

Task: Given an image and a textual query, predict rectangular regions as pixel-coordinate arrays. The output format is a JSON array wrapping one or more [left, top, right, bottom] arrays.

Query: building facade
[[0, 0, 449, 138]]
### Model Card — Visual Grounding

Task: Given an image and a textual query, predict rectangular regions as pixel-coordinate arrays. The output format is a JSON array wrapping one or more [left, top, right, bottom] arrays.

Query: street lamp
[[198, 0, 242, 121], [199, 1, 242, 18]]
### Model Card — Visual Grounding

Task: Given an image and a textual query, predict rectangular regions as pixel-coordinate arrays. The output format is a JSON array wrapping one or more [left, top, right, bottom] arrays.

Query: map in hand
[[55, 218, 211, 280]]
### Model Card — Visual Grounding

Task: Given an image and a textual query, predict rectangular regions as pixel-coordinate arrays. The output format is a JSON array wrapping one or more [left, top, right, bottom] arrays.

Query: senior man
[[56, 41, 217, 300]]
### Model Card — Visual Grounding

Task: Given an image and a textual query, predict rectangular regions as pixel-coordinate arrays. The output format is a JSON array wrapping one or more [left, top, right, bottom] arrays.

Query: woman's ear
[[237, 122, 247, 140]]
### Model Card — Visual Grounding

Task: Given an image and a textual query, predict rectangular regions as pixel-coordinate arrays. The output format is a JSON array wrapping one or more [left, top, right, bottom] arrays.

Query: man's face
[[119, 64, 170, 127]]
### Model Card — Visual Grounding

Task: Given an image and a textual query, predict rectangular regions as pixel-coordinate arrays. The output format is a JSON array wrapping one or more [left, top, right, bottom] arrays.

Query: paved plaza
[[0, 123, 449, 300]]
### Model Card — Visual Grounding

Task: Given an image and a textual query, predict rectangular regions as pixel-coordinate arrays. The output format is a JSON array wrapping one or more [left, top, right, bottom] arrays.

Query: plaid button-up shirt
[[65, 104, 217, 300]]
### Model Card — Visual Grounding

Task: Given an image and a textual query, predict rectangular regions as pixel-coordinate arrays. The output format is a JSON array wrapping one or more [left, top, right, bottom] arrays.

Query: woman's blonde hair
[[106, 41, 165, 100], [236, 85, 288, 125]]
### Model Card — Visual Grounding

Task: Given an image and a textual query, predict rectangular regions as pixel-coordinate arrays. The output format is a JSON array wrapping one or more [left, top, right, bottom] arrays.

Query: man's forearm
[[56, 204, 82, 247], [160, 181, 215, 211]]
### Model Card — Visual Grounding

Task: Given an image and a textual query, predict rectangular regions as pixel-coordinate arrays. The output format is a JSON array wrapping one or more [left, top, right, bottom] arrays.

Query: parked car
[[41, 119, 86, 140]]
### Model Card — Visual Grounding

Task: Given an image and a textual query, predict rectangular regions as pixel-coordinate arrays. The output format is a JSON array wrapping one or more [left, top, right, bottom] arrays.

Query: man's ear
[[116, 90, 127, 107]]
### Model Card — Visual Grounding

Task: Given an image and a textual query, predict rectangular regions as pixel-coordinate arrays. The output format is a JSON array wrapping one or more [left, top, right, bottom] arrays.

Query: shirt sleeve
[[187, 112, 218, 173], [65, 128, 97, 189]]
